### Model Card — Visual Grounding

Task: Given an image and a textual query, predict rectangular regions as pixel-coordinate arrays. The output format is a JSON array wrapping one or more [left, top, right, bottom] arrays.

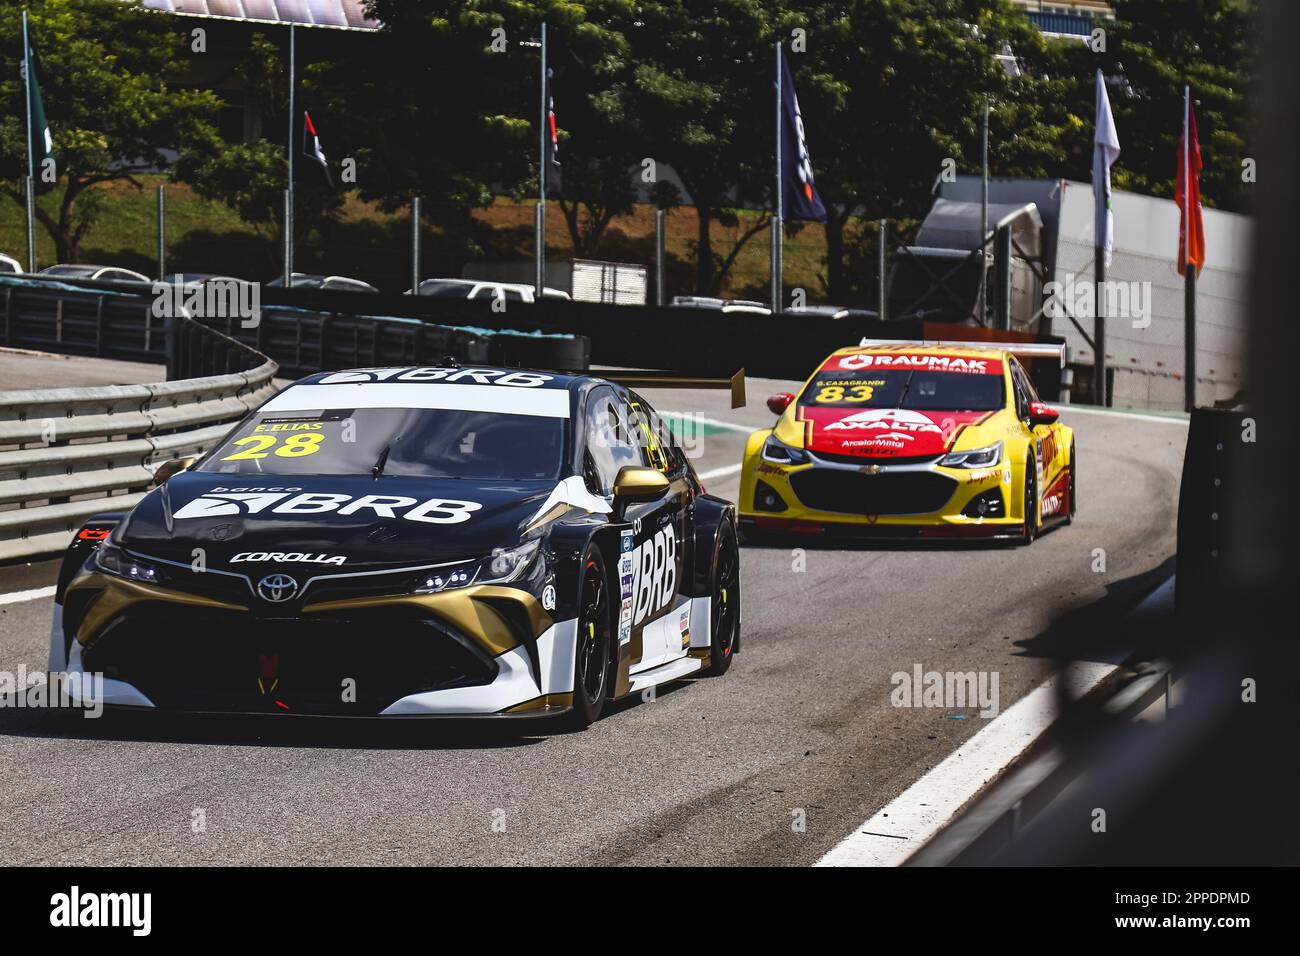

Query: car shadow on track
[[1011, 554, 1177, 665], [0, 707, 559, 751]]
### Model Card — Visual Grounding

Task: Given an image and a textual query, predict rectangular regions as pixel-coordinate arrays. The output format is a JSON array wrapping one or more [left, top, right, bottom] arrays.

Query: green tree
[[1088, 0, 1256, 211], [0, 0, 236, 263]]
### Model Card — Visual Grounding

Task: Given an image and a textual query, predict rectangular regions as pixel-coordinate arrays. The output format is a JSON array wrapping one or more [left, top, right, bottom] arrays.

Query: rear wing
[[857, 339, 1068, 369], [600, 369, 746, 408]]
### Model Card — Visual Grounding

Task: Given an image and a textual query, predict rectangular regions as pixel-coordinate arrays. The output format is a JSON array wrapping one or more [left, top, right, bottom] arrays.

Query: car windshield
[[799, 368, 1004, 412], [198, 407, 566, 480]]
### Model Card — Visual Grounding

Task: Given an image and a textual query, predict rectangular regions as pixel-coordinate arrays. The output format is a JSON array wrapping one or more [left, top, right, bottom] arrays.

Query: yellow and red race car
[[738, 342, 1074, 543]]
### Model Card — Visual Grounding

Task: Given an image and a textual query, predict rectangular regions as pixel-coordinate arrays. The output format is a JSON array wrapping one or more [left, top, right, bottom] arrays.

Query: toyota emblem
[[257, 573, 299, 603]]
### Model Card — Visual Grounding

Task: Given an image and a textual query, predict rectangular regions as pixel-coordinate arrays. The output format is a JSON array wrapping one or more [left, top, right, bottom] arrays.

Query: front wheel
[[1017, 453, 1040, 546], [567, 546, 613, 728], [705, 523, 740, 676]]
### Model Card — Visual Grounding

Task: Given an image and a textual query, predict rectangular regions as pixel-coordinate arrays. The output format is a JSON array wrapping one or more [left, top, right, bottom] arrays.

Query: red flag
[[1175, 92, 1205, 277]]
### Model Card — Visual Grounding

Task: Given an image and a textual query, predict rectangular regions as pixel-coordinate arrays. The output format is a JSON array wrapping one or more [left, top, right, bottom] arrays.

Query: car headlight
[[762, 435, 810, 465], [414, 539, 542, 594], [939, 441, 1003, 469], [95, 541, 163, 583]]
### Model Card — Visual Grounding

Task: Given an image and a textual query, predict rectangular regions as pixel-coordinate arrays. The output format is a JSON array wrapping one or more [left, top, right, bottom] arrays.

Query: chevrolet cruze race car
[[50, 365, 740, 726], [738, 342, 1074, 542]]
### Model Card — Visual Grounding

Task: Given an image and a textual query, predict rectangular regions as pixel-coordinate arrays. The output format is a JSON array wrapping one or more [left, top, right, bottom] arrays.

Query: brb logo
[[173, 488, 483, 524], [630, 527, 677, 626]]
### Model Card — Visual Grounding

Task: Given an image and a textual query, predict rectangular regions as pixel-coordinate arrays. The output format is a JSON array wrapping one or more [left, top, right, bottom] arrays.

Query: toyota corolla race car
[[50, 365, 740, 726], [738, 342, 1074, 542]]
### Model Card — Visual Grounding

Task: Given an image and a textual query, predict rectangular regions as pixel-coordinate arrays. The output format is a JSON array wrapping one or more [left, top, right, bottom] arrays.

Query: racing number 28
[[221, 433, 324, 461]]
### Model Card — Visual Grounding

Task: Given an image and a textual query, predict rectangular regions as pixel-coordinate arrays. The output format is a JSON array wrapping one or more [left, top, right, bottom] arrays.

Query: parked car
[[38, 264, 150, 284], [670, 295, 772, 315], [267, 273, 378, 293], [410, 277, 570, 302], [0, 253, 22, 274]]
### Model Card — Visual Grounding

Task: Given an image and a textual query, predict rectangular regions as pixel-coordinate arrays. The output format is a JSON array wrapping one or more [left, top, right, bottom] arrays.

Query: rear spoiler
[[600, 369, 746, 409], [857, 339, 1068, 369]]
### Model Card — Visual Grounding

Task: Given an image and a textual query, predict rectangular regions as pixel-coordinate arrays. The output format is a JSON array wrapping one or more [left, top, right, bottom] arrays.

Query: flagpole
[[979, 94, 989, 325], [771, 41, 783, 315], [22, 9, 37, 272], [1184, 84, 1196, 413], [536, 21, 547, 299], [1093, 70, 1107, 406], [284, 23, 295, 287]]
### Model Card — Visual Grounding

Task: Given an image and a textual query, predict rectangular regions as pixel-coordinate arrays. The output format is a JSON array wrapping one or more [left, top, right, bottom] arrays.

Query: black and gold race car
[[50, 365, 740, 726]]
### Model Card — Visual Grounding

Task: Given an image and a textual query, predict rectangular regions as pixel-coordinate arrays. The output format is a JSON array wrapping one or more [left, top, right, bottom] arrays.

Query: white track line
[[1058, 404, 1189, 426], [661, 411, 758, 435], [0, 585, 56, 606], [697, 463, 742, 482], [816, 659, 1119, 867]]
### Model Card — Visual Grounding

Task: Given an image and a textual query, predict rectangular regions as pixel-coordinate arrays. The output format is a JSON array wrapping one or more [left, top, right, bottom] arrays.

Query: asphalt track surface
[[0, 373, 1187, 866]]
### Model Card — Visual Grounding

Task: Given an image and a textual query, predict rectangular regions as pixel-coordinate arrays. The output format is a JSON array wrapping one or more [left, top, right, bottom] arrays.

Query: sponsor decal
[[541, 583, 557, 612], [833, 353, 997, 374], [256, 574, 299, 603], [965, 468, 1000, 484], [173, 488, 482, 525], [231, 552, 346, 565], [756, 461, 787, 476], [678, 607, 691, 648], [316, 367, 553, 387], [824, 408, 944, 441], [77, 527, 111, 541], [618, 530, 635, 644], [631, 526, 678, 627]]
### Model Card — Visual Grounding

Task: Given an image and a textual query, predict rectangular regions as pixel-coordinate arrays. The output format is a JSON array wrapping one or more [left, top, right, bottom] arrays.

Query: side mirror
[[766, 392, 795, 415], [612, 465, 669, 503], [153, 456, 196, 485], [1027, 402, 1059, 427]]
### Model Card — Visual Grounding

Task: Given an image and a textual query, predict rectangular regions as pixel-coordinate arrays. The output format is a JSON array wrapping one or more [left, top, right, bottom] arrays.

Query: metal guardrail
[[0, 306, 276, 562]]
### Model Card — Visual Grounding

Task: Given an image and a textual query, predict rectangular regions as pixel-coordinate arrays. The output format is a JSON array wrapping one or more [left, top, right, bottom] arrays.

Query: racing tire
[[1064, 442, 1077, 524], [566, 546, 615, 728], [1017, 453, 1040, 546], [704, 523, 741, 676]]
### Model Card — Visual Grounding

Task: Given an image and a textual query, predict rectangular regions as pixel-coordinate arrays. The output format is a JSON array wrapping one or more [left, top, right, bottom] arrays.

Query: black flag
[[780, 55, 826, 223], [544, 66, 561, 197], [302, 111, 333, 187]]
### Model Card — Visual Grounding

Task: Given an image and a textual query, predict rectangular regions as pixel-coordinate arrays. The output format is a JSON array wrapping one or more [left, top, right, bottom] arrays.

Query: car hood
[[113, 471, 566, 574], [797, 406, 996, 459]]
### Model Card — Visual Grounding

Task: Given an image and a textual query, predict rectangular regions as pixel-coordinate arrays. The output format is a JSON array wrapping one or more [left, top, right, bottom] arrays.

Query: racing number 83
[[816, 384, 874, 403], [221, 433, 325, 460]]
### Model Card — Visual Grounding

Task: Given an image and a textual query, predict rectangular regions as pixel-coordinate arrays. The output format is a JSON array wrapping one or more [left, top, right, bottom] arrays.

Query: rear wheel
[[705, 523, 740, 676], [1018, 453, 1040, 546], [567, 547, 613, 727]]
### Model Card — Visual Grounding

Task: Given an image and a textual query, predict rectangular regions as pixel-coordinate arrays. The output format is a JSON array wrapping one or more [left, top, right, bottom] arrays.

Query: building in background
[[1011, 0, 1115, 38]]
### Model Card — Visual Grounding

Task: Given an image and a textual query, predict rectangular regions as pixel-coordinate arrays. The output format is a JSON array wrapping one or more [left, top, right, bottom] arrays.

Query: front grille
[[83, 606, 498, 715], [810, 451, 943, 467], [789, 469, 957, 516]]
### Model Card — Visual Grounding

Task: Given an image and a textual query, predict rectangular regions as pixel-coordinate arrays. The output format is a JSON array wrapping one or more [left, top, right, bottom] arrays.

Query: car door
[[1012, 359, 1063, 507], [623, 391, 692, 669]]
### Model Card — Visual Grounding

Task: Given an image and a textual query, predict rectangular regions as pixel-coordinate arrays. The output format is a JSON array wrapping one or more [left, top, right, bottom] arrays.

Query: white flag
[[1093, 69, 1121, 266]]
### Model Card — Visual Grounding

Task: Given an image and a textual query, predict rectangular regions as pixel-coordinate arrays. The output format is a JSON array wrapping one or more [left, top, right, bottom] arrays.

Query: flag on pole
[[302, 111, 332, 187], [1176, 91, 1206, 277], [780, 54, 825, 223], [23, 40, 53, 175], [544, 65, 561, 198], [1092, 69, 1121, 265]]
